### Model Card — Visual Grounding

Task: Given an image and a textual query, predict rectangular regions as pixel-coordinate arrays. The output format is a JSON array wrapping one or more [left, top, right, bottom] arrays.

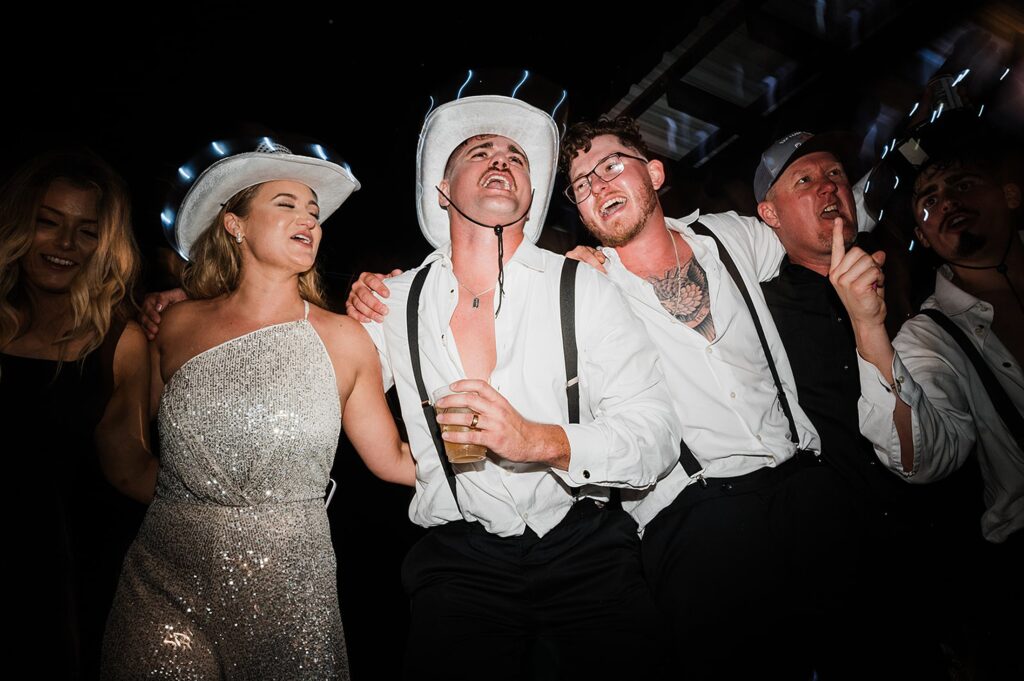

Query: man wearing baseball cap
[[351, 120, 870, 677], [758, 130, 952, 679], [364, 93, 679, 679], [557, 119, 864, 679]]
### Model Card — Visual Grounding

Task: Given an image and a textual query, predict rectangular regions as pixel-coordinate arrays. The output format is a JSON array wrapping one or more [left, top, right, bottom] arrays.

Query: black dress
[[1, 318, 147, 679]]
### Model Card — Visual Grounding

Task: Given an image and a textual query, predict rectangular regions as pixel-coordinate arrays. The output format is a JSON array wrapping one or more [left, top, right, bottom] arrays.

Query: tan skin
[[145, 156, 571, 470], [829, 162, 1022, 472], [346, 135, 720, 346], [154, 180, 414, 486], [431, 135, 571, 468], [757, 151, 858, 277], [565, 135, 717, 341], [3, 180, 157, 503], [912, 164, 1024, 367]]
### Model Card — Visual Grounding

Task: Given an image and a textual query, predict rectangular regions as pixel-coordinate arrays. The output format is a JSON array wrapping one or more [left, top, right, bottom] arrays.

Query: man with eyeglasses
[[559, 119, 864, 679], [372, 96, 680, 679], [347, 117, 864, 677], [553, 122, 953, 679]]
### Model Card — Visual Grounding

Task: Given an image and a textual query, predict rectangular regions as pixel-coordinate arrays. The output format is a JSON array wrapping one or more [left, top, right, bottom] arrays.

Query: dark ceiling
[[5, 1, 1022, 296]]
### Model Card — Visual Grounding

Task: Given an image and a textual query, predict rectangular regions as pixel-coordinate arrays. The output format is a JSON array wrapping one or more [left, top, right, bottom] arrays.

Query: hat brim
[[416, 95, 559, 249], [765, 132, 861, 200], [175, 152, 360, 260]]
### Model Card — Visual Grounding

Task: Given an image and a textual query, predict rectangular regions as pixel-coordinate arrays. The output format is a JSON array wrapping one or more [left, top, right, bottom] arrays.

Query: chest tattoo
[[648, 257, 717, 341]]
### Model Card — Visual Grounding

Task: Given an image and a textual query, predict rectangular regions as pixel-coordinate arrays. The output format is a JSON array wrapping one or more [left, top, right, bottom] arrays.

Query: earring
[[235, 231, 243, 244]]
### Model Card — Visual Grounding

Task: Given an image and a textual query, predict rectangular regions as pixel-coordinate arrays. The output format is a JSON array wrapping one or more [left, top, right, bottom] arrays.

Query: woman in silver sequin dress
[[101, 141, 414, 680]]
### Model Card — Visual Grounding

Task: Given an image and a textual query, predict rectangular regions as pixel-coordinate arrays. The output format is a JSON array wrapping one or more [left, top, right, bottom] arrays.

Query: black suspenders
[[677, 222, 801, 479], [406, 259, 582, 509], [918, 308, 1024, 443]]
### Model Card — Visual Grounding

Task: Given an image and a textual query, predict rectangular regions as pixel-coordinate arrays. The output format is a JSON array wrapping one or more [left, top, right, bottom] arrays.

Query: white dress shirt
[[363, 239, 680, 538], [858, 264, 1024, 543], [604, 211, 822, 530]]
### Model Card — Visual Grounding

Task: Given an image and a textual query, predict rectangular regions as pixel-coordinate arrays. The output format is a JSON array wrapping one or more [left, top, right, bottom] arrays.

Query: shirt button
[[706, 347, 713, 354], [843, 364, 849, 371], [755, 434, 763, 442], [730, 391, 736, 399], [583, 470, 591, 479], [522, 512, 529, 520]]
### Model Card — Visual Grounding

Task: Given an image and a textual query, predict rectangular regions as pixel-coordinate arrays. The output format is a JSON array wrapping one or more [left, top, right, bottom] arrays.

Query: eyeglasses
[[564, 152, 649, 204]]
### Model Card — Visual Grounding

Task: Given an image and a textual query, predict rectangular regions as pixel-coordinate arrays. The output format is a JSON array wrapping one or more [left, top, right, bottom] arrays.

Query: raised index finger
[[830, 217, 847, 272]]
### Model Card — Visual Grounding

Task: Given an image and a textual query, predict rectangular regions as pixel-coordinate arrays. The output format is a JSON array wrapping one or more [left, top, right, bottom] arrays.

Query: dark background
[[5, 3, 1022, 677]]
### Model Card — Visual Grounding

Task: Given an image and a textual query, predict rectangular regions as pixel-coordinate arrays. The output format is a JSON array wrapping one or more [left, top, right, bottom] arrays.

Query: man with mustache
[[830, 128, 1022, 545], [368, 96, 678, 679], [830, 123, 1023, 679], [757, 132, 950, 679], [560, 120, 863, 679], [351, 120, 866, 678]]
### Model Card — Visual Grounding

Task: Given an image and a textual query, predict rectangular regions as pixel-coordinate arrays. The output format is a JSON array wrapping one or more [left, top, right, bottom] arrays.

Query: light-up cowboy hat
[[163, 135, 360, 260], [416, 70, 568, 248]]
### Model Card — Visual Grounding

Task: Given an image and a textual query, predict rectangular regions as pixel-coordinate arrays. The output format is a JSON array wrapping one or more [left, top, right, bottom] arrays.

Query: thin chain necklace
[[458, 280, 496, 309], [668, 229, 683, 297]]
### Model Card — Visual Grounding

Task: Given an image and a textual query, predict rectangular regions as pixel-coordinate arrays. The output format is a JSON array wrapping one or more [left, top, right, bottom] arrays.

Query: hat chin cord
[[944, 232, 1024, 314], [434, 186, 535, 318]]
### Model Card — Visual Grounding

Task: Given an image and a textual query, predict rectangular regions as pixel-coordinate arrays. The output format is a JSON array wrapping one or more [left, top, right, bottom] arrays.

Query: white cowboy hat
[[172, 139, 360, 260], [416, 95, 559, 248]]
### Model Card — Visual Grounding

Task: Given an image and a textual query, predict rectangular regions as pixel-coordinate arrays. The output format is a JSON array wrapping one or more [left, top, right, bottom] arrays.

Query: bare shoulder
[[160, 298, 211, 332], [157, 299, 219, 345], [307, 305, 376, 358], [115, 319, 149, 357]]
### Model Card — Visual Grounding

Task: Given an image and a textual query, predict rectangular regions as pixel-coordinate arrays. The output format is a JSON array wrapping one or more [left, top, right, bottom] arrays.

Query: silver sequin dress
[[102, 312, 349, 679]]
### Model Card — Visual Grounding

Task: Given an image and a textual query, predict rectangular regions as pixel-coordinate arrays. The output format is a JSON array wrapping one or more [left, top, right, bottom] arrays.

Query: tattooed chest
[[648, 258, 717, 341]]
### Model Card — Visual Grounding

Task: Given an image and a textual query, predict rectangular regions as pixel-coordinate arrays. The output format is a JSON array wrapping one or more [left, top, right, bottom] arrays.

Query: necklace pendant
[[472, 297, 480, 309]]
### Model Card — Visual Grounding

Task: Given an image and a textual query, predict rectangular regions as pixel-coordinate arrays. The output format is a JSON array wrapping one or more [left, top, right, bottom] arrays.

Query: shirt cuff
[[560, 423, 609, 486], [858, 350, 921, 476], [858, 352, 897, 408], [857, 350, 921, 406]]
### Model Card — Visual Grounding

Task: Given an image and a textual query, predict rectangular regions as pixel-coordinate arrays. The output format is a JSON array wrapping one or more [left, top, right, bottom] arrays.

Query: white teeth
[[482, 173, 512, 191], [823, 204, 838, 213], [292, 234, 312, 244], [43, 255, 75, 266], [600, 198, 625, 216]]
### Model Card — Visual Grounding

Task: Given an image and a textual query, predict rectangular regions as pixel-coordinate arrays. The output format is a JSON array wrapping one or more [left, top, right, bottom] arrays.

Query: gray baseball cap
[[754, 131, 857, 202]]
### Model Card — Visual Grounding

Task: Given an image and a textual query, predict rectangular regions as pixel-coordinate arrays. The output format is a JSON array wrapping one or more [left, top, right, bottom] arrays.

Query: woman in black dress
[[0, 149, 157, 678]]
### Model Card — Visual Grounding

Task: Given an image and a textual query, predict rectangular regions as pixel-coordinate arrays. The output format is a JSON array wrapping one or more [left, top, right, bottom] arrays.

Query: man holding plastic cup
[[360, 79, 679, 678]]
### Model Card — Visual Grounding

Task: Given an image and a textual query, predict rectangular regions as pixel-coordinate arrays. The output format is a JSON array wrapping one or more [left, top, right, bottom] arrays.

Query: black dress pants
[[642, 453, 861, 680], [402, 499, 664, 681]]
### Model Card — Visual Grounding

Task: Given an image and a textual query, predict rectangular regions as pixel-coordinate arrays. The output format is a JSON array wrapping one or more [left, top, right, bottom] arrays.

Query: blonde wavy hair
[[181, 183, 327, 306], [0, 150, 140, 359]]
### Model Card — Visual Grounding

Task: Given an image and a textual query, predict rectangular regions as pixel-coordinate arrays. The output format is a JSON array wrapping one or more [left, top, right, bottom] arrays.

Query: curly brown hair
[[559, 116, 651, 176]]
